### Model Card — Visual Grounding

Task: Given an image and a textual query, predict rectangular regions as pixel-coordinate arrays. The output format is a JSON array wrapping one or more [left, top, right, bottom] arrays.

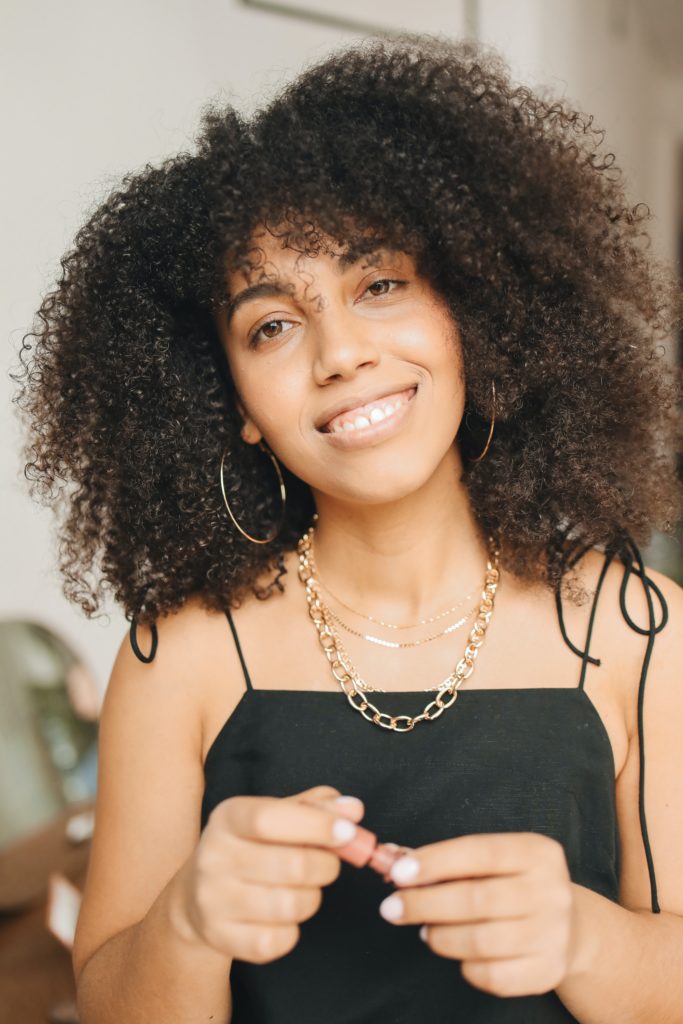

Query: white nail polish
[[419, 924, 428, 941], [332, 818, 357, 843], [379, 894, 404, 921], [390, 856, 420, 883]]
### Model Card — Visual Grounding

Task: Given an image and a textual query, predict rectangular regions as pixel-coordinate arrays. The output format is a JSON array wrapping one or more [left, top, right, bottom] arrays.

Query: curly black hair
[[12, 32, 683, 627]]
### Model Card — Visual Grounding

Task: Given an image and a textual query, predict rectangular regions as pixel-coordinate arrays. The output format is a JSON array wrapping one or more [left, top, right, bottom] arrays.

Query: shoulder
[[570, 545, 681, 649], [570, 547, 682, 736], [109, 594, 241, 756]]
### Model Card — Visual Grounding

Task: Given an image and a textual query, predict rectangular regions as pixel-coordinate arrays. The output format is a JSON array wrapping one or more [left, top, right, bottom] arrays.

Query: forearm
[[556, 883, 683, 1024], [75, 863, 233, 1024]]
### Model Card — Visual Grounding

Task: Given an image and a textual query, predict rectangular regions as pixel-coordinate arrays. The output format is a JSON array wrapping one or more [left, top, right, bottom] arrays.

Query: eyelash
[[247, 278, 408, 348]]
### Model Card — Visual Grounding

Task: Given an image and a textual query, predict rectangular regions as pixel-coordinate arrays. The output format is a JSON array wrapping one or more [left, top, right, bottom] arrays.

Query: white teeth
[[325, 389, 412, 433]]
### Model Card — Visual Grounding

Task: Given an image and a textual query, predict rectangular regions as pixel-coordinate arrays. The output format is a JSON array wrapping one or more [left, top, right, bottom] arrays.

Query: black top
[[131, 534, 669, 1023]]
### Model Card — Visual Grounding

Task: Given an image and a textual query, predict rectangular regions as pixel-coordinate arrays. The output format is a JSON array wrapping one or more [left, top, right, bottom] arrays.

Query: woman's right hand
[[173, 785, 365, 964]]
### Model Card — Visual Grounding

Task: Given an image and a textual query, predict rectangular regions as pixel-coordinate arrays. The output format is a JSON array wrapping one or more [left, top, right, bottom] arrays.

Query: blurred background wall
[[3, 0, 682, 696]]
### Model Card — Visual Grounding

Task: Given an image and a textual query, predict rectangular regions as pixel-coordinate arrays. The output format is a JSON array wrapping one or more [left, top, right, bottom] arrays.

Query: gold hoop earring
[[468, 380, 496, 463], [220, 440, 287, 544]]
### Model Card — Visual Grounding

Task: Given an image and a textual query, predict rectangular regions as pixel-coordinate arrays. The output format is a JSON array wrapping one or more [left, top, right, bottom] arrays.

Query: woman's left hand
[[378, 832, 579, 998]]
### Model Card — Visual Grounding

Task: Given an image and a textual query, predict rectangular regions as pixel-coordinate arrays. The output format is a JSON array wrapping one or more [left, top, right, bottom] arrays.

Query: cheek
[[240, 373, 309, 463], [431, 321, 465, 404]]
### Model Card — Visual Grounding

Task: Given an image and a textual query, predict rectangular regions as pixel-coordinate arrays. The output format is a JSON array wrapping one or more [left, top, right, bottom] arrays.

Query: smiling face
[[215, 222, 466, 508]]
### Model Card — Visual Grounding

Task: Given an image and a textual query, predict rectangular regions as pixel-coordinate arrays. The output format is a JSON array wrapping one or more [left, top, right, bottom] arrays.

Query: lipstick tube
[[334, 824, 414, 883]]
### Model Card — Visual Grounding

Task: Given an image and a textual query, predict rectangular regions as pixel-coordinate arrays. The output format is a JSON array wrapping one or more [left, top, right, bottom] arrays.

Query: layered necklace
[[296, 524, 501, 732]]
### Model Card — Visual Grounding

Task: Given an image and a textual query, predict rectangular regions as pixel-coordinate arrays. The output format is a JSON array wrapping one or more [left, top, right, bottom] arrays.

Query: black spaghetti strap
[[554, 543, 606, 671], [576, 549, 614, 690], [225, 608, 254, 692], [616, 531, 669, 915]]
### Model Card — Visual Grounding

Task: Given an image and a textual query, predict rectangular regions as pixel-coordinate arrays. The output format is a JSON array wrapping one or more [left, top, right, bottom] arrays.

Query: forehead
[[225, 222, 412, 288]]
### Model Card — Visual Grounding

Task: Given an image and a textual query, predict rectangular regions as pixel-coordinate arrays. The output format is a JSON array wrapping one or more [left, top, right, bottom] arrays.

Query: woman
[[15, 32, 683, 1024]]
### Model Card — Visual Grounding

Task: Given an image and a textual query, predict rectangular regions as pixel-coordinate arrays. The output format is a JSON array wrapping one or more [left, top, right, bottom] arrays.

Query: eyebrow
[[224, 244, 398, 328]]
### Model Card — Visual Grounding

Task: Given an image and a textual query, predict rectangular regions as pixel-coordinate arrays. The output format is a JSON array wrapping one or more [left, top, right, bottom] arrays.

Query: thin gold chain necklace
[[297, 526, 500, 732], [317, 600, 473, 690], [309, 526, 475, 630], [322, 601, 477, 648]]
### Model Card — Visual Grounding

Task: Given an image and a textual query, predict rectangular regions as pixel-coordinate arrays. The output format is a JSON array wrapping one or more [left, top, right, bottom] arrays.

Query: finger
[[460, 955, 561, 998], [379, 875, 540, 926], [285, 785, 342, 802], [211, 920, 302, 965], [222, 832, 342, 888], [419, 917, 539, 961], [209, 873, 324, 926], [388, 832, 566, 887], [217, 792, 359, 849], [285, 784, 364, 814], [301, 793, 366, 823]]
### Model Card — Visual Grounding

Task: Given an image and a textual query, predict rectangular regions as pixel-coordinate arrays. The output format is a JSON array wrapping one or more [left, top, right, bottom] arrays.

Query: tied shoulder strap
[[617, 532, 669, 914], [555, 530, 669, 914]]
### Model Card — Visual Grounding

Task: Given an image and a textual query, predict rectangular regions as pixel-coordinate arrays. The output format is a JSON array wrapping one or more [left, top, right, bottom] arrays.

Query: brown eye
[[248, 318, 296, 348], [364, 278, 406, 298]]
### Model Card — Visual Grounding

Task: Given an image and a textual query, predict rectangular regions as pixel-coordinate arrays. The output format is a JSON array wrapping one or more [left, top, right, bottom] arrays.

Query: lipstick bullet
[[334, 824, 413, 883]]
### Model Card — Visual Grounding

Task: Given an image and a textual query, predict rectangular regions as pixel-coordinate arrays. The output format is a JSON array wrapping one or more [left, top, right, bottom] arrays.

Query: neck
[[308, 445, 490, 622]]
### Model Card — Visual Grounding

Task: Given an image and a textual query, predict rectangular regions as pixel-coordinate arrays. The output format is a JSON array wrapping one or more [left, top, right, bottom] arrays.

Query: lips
[[317, 385, 418, 433]]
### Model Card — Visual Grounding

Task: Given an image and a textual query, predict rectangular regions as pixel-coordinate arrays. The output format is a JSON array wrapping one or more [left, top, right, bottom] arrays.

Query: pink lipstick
[[334, 824, 414, 882]]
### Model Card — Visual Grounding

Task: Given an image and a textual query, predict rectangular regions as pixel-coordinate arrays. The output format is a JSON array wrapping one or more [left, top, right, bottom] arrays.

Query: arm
[[555, 885, 683, 1024], [76, 859, 233, 1024], [72, 600, 241, 1023], [555, 565, 683, 1024]]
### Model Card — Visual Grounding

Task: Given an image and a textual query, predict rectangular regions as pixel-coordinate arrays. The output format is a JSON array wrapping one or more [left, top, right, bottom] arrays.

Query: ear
[[234, 397, 263, 445]]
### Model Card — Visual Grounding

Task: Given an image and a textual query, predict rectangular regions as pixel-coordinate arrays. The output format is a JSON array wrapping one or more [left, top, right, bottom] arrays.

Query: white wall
[[3, 0, 682, 695]]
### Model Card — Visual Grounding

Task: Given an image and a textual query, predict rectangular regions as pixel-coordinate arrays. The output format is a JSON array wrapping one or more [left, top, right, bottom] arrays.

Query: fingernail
[[334, 795, 364, 811], [332, 818, 357, 844], [379, 893, 404, 921], [419, 924, 428, 942], [390, 855, 420, 884]]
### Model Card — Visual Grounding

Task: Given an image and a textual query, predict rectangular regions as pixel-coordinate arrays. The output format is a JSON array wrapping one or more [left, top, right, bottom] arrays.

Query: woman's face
[[216, 223, 466, 506]]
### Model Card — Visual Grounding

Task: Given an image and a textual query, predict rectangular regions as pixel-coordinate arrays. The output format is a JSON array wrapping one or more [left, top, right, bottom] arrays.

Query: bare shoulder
[[568, 547, 681, 732]]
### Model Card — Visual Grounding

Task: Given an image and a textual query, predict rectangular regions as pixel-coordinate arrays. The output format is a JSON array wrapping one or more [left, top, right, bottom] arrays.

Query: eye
[[248, 318, 296, 348], [247, 279, 407, 347], [364, 277, 407, 298]]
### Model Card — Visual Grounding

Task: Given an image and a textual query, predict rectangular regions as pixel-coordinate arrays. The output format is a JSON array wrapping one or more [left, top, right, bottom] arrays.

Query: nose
[[311, 304, 381, 384]]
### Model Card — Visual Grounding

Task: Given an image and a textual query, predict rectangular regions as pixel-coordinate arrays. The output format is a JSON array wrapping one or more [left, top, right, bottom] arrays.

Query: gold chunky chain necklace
[[297, 525, 501, 732]]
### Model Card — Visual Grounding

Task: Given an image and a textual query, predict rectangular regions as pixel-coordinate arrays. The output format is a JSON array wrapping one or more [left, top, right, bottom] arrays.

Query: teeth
[[326, 391, 410, 433]]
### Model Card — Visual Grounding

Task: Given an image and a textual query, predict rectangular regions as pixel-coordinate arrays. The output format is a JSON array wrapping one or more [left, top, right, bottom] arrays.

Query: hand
[[175, 785, 365, 964], [378, 832, 578, 997]]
